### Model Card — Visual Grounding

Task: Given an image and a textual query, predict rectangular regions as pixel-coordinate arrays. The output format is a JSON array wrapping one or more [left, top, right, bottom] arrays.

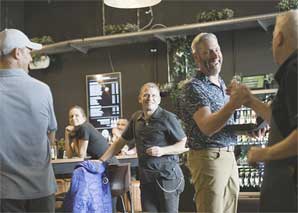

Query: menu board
[[86, 72, 122, 137]]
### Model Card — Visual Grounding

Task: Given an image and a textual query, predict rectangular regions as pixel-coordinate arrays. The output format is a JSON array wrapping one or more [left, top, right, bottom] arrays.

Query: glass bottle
[[50, 143, 57, 160]]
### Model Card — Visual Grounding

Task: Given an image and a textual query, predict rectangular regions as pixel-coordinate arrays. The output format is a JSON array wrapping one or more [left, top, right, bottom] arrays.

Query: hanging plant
[[159, 79, 190, 116], [104, 23, 139, 35], [31, 36, 55, 65], [169, 36, 196, 83], [31, 35, 54, 45], [196, 8, 234, 23], [277, 0, 298, 11]]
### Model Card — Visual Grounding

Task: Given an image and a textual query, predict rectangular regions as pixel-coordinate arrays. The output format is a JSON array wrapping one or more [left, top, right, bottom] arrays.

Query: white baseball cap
[[0, 29, 42, 56]]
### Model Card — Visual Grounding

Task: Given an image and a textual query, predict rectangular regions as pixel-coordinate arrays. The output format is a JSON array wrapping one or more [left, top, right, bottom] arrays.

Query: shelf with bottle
[[226, 107, 268, 133], [236, 145, 266, 166], [227, 87, 277, 133], [235, 131, 269, 146], [51, 138, 67, 160], [235, 143, 266, 192], [239, 166, 264, 192], [230, 86, 277, 192]]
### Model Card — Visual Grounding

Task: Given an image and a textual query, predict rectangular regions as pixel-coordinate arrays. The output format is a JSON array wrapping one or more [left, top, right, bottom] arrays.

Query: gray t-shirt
[[0, 69, 57, 199]]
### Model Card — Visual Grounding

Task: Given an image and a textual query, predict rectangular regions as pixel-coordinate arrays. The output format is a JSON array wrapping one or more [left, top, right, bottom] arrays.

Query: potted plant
[[104, 23, 139, 35], [277, 0, 298, 11], [29, 36, 55, 70], [196, 8, 234, 23]]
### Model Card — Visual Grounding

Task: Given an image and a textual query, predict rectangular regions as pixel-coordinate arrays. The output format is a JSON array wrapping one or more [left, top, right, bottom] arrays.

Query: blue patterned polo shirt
[[180, 72, 236, 149]]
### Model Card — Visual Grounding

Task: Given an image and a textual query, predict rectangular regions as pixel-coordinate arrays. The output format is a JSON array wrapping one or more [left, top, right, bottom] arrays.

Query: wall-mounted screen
[[86, 72, 122, 138]]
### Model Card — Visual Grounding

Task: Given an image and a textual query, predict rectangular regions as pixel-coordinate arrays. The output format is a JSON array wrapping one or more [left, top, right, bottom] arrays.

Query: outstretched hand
[[248, 125, 269, 139], [247, 146, 267, 164]]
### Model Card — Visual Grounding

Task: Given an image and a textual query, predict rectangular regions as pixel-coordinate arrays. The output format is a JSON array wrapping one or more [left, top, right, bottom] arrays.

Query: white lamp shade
[[104, 0, 161, 9]]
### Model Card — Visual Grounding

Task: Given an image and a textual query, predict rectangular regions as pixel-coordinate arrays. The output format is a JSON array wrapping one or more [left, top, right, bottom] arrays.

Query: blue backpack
[[63, 161, 112, 213]]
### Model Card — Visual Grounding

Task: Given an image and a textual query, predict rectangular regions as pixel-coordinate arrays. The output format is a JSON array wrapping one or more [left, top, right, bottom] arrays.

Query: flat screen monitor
[[86, 72, 122, 138]]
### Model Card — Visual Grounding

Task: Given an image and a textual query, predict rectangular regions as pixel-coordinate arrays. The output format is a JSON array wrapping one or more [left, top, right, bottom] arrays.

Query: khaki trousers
[[187, 149, 239, 213]]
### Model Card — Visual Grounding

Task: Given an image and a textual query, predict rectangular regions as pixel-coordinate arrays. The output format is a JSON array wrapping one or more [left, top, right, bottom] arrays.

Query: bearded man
[[180, 33, 249, 213]]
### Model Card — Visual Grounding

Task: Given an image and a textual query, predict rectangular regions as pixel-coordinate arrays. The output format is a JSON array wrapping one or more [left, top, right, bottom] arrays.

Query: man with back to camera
[[0, 29, 57, 212], [180, 33, 250, 213], [99, 82, 189, 213], [240, 9, 297, 212]]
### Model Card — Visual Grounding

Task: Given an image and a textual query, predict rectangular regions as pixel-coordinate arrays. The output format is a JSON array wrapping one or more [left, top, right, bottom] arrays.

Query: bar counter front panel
[[52, 154, 138, 176]]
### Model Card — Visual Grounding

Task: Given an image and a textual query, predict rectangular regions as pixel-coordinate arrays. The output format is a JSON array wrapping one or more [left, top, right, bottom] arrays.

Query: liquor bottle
[[50, 143, 57, 160], [234, 109, 240, 124], [259, 170, 264, 188], [239, 170, 244, 189], [251, 110, 257, 124], [255, 171, 260, 191], [244, 171, 250, 191], [239, 109, 245, 124], [250, 171, 256, 191]]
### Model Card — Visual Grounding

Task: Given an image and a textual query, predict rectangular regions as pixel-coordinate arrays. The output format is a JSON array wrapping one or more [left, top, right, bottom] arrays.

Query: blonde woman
[[64, 105, 117, 163]]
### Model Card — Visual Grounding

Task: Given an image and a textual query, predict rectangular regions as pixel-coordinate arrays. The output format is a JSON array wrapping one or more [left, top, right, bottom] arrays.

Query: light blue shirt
[[0, 69, 57, 199]]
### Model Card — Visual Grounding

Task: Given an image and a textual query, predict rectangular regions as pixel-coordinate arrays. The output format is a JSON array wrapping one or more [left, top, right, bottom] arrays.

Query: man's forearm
[[248, 96, 271, 123], [100, 137, 127, 162], [48, 131, 56, 144], [64, 132, 73, 158], [194, 102, 236, 137], [161, 137, 189, 155], [266, 129, 298, 160]]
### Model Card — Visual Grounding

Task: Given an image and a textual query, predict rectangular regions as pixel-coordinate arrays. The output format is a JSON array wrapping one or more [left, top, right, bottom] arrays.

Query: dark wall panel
[[21, 1, 280, 137], [234, 28, 277, 76], [30, 42, 166, 137], [24, 1, 101, 40], [0, 1, 24, 31]]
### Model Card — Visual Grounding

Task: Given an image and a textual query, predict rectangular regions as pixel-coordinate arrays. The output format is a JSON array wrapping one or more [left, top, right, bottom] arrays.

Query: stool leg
[[120, 195, 126, 213], [129, 191, 134, 213]]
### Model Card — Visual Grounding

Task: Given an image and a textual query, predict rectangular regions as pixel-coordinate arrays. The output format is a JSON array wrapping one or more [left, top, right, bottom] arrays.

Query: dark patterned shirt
[[180, 72, 236, 149]]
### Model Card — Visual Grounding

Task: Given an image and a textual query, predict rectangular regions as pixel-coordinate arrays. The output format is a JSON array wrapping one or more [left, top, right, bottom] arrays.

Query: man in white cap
[[0, 29, 57, 212], [180, 33, 249, 213]]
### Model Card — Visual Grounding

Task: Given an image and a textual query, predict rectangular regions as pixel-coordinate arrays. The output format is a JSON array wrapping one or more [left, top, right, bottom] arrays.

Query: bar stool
[[107, 163, 133, 213]]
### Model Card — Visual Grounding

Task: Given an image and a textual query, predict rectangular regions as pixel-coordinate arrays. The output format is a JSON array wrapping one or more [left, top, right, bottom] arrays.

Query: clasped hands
[[227, 80, 269, 165], [226, 79, 252, 109]]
